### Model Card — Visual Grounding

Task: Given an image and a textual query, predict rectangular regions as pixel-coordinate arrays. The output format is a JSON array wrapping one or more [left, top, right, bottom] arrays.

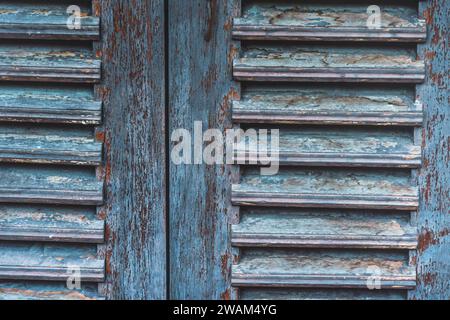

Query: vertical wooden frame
[[411, 0, 450, 299], [97, 0, 167, 299], [168, 0, 241, 299]]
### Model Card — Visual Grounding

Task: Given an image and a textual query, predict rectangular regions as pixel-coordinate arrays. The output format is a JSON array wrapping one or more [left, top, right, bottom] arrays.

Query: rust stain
[[418, 229, 439, 253], [422, 272, 437, 286], [221, 289, 231, 300]]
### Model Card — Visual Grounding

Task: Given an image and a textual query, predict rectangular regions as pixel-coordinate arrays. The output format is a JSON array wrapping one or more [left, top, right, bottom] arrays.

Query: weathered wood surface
[[168, 0, 240, 299], [0, 281, 102, 300], [0, 164, 103, 205], [0, 1, 99, 40], [240, 288, 407, 300], [0, 242, 104, 282], [0, 42, 101, 83], [233, 249, 415, 289], [233, 168, 418, 210], [233, 1, 426, 42], [97, 0, 167, 299], [233, 208, 417, 249], [0, 125, 102, 166], [234, 45, 425, 83], [410, 0, 450, 300], [234, 127, 421, 168], [0, 205, 104, 243], [0, 85, 102, 125], [233, 85, 422, 126]]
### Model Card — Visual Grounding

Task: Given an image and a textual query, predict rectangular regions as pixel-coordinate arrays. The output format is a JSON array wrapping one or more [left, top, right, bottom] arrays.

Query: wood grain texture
[[0, 164, 103, 206], [234, 45, 425, 83], [233, 209, 417, 249], [0, 281, 103, 300], [0, 1, 100, 40], [0, 42, 100, 83], [233, 1, 426, 42], [0, 242, 104, 282], [410, 0, 450, 300], [234, 127, 421, 168], [233, 168, 419, 210], [168, 0, 240, 299], [0, 85, 102, 125], [233, 85, 423, 126], [239, 288, 407, 300], [97, 0, 167, 299], [0, 204, 104, 244], [232, 249, 415, 289], [0, 128, 102, 166]]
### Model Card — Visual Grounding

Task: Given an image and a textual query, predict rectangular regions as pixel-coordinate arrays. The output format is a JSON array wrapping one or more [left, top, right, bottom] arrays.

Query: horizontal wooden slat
[[232, 249, 415, 289], [233, 86, 423, 126], [0, 125, 102, 165], [239, 288, 407, 300], [0, 243, 104, 282], [233, 168, 418, 210], [234, 128, 421, 168], [234, 45, 424, 83], [0, 205, 104, 244], [0, 43, 101, 83], [0, 164, 103, 205], [233, 209, 417, 249], [0, 130, 102, 166], [0, 281, 103, 300], [0, 85, 102, 124], [0, 2, 100, 40], [234, 2, 426, 42]]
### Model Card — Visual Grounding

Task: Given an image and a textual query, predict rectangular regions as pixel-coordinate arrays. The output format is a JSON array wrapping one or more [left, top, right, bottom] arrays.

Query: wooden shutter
[[0, 1, 105, 300], [231, 0, 426, 300]]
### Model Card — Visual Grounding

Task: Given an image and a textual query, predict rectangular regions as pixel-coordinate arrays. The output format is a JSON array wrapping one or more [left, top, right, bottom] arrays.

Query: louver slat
[[234, 129, 421, 168], [233, 88, 423, 126], [234, 46, 425, 83], [0, 44, 101, 83], [0, 3, 100, 40], [232, 169, 418, 210], [232, 210, 417, 249], [232, 250, 416, 289], [0, 206, 104, 243], [0, 243, 104, 282], [0, 132, 102, 166], [0, 87, 102, 125], [0, 282, 103, 300], [0, 165, 103, 205], [233, 3, 426, 42]]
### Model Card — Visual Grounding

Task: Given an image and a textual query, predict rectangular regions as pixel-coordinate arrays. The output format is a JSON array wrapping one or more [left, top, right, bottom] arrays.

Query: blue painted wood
[[234, 1, 426, 42], [234, 85, 423, 126], [97, 0, 167, 300], [234, 127, 421, 168], [0, 242, 104, 282], [234, 208, 417, 249], [410, 0, 450, 300], [0, 124, 102, 166], [0, 84, 102, 125], [0, 204, 104, 244], [0, 281, 102, 300], [234, 44, 425, 83], [168, 0, 240, 300], [239, 288, 407, 300], [0, 1, 100, 40], [233, 249, 415, 289], [0, 42, 101, 83]]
